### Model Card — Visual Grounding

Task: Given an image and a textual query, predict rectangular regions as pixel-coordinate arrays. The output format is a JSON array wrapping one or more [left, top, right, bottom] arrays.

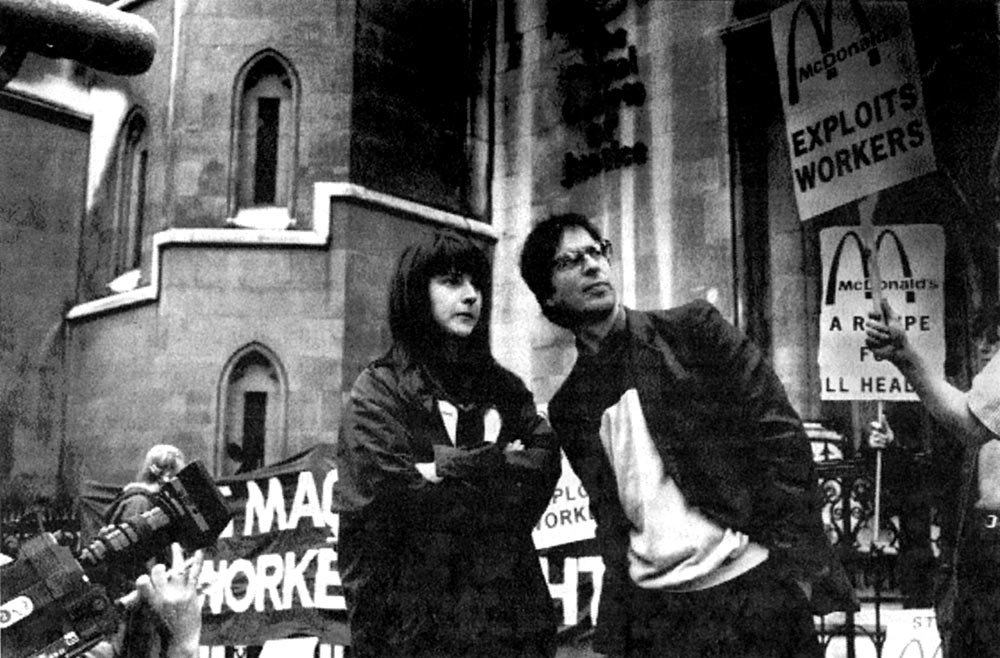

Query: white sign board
[[823, 608, 941, 658], [532, 452, 596, 550], [818, 224, 944, 400], [771, 0, 936, 220]]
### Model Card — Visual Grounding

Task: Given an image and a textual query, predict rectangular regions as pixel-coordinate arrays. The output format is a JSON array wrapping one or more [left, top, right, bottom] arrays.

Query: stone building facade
[[1, 0, 998, 504]]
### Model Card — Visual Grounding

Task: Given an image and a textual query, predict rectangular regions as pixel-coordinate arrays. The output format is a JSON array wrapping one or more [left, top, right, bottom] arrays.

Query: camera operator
[[104, 445, 187, 596], [103, 446, 187, 658]]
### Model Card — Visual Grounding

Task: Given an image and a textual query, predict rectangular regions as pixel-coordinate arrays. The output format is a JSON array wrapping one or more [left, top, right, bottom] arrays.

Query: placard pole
[[858, 195, 886, 549]]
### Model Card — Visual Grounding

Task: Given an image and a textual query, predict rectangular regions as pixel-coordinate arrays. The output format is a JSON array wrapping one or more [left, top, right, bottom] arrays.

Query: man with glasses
[[519, 214, 855, 658]]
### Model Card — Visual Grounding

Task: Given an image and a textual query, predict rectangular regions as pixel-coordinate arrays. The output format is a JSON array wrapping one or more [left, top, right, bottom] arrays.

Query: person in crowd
[[867, 298, 1000, 658], [859, 402, 944, 608], [102, 444, 187, 658], [103, 445, 186, 594], [105, 445, 187, 541], [519, 213, 856, 658], [333, 230, 561, 658]]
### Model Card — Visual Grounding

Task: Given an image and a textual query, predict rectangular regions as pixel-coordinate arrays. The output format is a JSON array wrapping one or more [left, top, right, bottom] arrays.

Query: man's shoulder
[[549, 303, 729, 415], [624, 300, 730, 353], [631, 300, 722, 332]]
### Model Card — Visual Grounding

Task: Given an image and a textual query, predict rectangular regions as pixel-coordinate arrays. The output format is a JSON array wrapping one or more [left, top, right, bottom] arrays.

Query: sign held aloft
[[771, 0, 936, 220], [818, 224, 944, 400]]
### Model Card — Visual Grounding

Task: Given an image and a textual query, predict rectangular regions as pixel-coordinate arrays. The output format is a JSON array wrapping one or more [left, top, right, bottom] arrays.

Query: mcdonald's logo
[[785, 0, 882, 106], [824, 228, 918, 306]]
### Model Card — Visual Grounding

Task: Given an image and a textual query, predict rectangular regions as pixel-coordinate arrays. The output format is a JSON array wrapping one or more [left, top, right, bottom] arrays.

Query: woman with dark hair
[[334, 230, 560, 658]]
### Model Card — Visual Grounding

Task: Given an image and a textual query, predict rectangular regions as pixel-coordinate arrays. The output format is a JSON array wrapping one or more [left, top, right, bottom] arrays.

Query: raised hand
[[865, 298, 909, 363], [135, 543, 204, 658]]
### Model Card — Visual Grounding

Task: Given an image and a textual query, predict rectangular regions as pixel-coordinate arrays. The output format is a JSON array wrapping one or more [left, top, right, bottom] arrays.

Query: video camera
[[0, 461, 232, 658]]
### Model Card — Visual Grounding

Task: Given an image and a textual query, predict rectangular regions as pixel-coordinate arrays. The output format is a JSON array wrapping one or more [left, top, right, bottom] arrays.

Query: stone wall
[[0, 86, 90, 491], [491, 1, 738, 403]]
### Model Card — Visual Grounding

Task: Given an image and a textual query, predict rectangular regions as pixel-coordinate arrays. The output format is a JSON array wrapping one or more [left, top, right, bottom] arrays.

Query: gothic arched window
[[219, 344, 287, 476], [231, 51, 299, 222], [114, 109, 149, 276]]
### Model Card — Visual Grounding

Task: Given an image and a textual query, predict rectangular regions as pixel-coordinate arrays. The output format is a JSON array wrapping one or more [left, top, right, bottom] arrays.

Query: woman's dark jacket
[[548, 301, 858, 655], [334, 349, 561, 658]]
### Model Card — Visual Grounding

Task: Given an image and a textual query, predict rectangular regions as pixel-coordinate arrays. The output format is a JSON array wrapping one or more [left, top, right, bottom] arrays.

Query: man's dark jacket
[[549, 301, 857, 654]]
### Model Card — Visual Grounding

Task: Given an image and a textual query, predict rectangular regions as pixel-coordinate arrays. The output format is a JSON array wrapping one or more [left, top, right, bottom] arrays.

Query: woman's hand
[[415, 462, 443, 483]]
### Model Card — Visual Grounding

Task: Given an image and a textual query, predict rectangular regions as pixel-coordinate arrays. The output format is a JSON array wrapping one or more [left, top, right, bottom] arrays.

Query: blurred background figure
[[103, 444, 187, 658], [104, 444, 188, 587]]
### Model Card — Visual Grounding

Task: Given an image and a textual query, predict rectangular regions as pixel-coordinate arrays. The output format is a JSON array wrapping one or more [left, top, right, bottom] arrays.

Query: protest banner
[[200, 444, 346, 647], [78, 443, 605, 652]]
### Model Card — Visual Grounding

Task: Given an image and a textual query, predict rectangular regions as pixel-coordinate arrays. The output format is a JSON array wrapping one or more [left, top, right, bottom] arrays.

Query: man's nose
[[581, 251, 604, 272]]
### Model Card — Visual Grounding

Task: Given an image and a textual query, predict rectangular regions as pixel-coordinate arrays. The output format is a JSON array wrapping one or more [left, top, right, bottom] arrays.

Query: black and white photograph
[[2, 1, 1000, 657]]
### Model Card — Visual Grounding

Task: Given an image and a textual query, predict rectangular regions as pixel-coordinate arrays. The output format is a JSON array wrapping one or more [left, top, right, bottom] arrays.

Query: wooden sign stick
[[857, 193, 886, 549]]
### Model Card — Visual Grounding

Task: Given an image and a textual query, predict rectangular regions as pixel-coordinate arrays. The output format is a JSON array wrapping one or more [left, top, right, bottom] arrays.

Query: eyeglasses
[[551, 239, 613, 272]]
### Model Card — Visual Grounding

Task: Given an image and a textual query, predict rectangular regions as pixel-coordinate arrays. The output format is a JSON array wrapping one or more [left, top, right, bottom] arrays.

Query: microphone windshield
[[0, 0, 157, 75]]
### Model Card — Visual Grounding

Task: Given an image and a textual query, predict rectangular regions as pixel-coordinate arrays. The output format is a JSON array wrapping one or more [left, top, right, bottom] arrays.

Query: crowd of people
[[7, 215, 998, 658]]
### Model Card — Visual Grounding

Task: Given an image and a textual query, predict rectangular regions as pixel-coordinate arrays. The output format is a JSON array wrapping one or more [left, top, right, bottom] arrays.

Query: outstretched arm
[[866, 298, 993, 445]]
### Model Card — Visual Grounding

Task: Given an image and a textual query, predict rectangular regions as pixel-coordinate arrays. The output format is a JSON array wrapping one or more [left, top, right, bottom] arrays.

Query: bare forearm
[[892, 347, 988, 443], [867, 299, 994, 446]]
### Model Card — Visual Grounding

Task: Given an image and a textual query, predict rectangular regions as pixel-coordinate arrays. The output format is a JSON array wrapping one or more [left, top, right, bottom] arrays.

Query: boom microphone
[[0, 0, 157, 75]]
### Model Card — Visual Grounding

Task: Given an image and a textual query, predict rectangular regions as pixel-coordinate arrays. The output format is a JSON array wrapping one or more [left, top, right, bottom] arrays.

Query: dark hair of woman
[[387, 230, 493, 394]]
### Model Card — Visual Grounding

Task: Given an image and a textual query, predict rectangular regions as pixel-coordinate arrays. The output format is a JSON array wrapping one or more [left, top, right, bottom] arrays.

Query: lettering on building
[[559, 25, 649, 187]]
